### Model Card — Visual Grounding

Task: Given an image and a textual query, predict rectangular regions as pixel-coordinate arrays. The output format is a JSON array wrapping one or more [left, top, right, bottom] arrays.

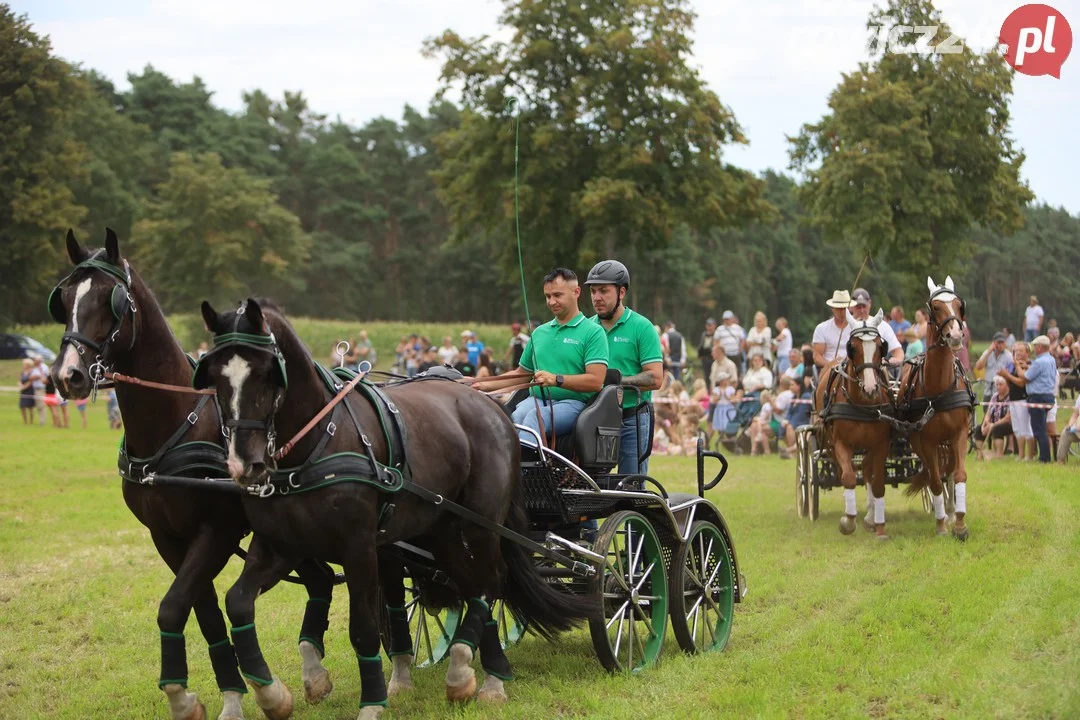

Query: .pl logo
[[999, 4, 1072, 77]]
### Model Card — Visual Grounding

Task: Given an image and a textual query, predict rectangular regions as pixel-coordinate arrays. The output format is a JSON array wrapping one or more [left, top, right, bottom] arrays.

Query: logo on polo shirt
[[563, 338, 581, 345]]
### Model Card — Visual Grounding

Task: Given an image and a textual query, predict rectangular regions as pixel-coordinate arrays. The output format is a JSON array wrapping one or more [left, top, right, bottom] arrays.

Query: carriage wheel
[[380, 574, 462, 668], [795, 432, 809, 519], [588, 511, 668, 673], [807, 435, 820, 521], [489, 598, 526, 650], [669, 521, 736, 655]]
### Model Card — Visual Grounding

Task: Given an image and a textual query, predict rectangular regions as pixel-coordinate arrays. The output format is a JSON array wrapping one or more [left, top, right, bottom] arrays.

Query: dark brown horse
[[48, 230, 337, 720], [898, 276, 974, 540], [814, 310, 894, 538], [195, 298, 596, 719]]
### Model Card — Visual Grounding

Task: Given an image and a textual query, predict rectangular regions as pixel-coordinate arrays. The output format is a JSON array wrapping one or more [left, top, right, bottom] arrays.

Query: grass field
[[2, 396, 1079, 719]]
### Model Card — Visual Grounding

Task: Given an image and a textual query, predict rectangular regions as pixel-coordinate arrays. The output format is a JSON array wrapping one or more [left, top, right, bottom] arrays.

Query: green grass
[[2, 403, 1079, 718]]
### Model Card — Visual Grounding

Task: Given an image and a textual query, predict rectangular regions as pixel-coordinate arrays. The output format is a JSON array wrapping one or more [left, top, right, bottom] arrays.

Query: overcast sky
[[16, 0, 1078, 213]]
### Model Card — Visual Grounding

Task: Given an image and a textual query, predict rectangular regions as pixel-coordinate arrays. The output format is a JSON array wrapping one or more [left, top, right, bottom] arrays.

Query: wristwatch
[[555, 374, 565, 387]]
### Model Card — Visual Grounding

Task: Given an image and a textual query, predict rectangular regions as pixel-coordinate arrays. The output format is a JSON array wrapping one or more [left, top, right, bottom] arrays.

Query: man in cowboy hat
[[812, 290, 855, 368], [848, 288, 904, 367]]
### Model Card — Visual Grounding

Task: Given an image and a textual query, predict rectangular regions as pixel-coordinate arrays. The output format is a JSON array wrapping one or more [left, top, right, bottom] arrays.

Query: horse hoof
[[185, 702, 207, 720], [952, 525, 970, 542], [839, 515, 857, 535], [253, 677, 294, 720], [303, 668, 333, 705], [875, 534, 890, 542], [477, 687, 509, 704], [357, 705, 385, 720], [862, 517, 875, 532], [446, 670, 477, 703], [387, 678, 414, 697]]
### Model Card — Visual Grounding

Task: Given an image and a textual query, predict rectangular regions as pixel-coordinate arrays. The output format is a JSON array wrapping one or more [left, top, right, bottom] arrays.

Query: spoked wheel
[[489, 598, 526, 650], [807, 435, 820, 521], [795, 432, 809, 519], [669, 521, 736, 654], [588, 511, 668, 673], [379, 574, 462, 668]]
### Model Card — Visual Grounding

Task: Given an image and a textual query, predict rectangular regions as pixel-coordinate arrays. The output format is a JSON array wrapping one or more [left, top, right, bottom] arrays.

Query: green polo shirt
[[589, 308, 664, 408], [518, 312, 609, 402]]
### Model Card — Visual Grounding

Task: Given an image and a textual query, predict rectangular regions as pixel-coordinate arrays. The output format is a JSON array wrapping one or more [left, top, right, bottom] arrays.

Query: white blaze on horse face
[[935, 293, 963, 346], [222, 354, 251, 477], [861, 339, 878, 394], [59, 278, 95, 381]]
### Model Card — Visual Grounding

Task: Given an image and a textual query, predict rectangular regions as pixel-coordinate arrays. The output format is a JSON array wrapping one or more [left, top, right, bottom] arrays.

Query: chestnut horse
[[897, 276, 975, 540], [814, 310, 894, 538]]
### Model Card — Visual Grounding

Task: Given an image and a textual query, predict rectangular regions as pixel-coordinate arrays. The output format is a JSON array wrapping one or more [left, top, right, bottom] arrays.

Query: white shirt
[[437, 345, 458, 365], [1025, 304, 1044, 330], [742, 366, 773, 393], [774, 389, 795, 418], [812, 317, 852, 362], [713, 323, 745, 356], [746, 326, 772, 361], [775, 327, 793, 358]]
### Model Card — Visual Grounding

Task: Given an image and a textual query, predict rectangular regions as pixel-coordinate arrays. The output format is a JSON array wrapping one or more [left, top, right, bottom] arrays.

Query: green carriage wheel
[[669, 520, 736, 654], [588, 511, 668, 673], [490, 597, 526, 650]]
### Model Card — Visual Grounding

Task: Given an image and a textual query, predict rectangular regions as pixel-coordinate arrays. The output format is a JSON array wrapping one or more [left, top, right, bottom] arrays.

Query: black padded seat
[[572, 384, 623, 472]]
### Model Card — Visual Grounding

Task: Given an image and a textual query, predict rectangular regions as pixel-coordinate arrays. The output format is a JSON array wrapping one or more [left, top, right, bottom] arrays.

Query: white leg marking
[[873, 496, 885, 524], [218, 689, 244, 720], [932, 492, 946, 520], [221, 356, 251, 476], [955, 483, 966, 515], [844, 488, 857, 516], [300, 640, 333, 704], [478, 674, 508, 703], [162, 683, 201, 720], [388, 654, 414, 695], [357, 705, 385, 720]]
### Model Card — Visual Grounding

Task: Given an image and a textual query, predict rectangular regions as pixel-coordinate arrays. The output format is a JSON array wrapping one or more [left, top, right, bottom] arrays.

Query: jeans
[[619, 406, 654, 476], [511, 398, 586, 447], [1028, 393, 1054, 463], [669, 362, 682, 381], [777, 356, 791, 375], [1025, 328, 1038, 342]]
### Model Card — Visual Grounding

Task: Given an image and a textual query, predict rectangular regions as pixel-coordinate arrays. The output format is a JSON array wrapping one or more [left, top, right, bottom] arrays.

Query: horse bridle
[[844, 325, 887, 395], [192, 303, 288, 461], [925, 287, 966, 349], [48, 254, 138, 399]]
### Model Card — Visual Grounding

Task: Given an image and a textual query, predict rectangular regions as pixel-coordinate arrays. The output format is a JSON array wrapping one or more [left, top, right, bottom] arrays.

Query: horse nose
[[245, 462, 267, 480], [64, 367, 87, 395]]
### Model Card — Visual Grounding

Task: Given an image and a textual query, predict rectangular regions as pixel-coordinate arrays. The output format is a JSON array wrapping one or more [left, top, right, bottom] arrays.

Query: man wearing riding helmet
[[585, 260, 665, 475]]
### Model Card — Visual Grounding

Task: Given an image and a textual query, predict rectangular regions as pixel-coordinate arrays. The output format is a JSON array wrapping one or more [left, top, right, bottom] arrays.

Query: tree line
[[2, 0, 1077, 344]]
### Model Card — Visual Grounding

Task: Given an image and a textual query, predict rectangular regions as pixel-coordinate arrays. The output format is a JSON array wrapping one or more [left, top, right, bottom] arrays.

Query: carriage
[[376, 376, 745, 674]]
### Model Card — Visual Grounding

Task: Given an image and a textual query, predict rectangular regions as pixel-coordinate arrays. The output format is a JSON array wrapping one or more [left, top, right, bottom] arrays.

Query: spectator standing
[[698, 318, 717, 388], [1024, 296, 1044, 342], [709, 345, 738, 390], [746, 312, 772, 365], [713, 311, 746, 379], [904, 327, 924, 361], [663, 323, 686, 381], [774, 317, 793, 373], [913, 308, 929, 342], [889, 307, 912, 348], [464, 331, 485, 367], [18, 358, 34, 424], [507, 322, 530, 369], [999, 342, 1033, 461], [1002, 327, 1017, 349], [1018, 336, 1057, 463], [438, 336, 458, 366], [974, 333, 1012, 404], [353, 330, 376, 368], [29, 354, 48, 425], [453, 349, 476, 377]]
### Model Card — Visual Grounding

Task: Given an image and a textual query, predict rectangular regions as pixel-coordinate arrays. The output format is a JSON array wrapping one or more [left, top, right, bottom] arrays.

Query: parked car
[[0, 334, 57, 363]]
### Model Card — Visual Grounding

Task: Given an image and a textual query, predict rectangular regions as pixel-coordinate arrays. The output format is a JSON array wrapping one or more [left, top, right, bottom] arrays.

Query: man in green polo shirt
[[474, 267, 608, 445], [584, 260, 664, 474]]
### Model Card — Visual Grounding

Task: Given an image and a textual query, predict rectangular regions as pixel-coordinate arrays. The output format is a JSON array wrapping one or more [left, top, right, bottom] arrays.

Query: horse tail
[[904, 468, 929, 497], [499, 494, 601, 640]]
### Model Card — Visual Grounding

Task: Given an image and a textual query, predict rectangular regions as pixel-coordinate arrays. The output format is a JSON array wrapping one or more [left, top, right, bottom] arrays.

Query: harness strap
[[143, 395, 214, 474], [107, 371, 216, 396], [273, 368, 368, 461], [399, 481, 591, 575]]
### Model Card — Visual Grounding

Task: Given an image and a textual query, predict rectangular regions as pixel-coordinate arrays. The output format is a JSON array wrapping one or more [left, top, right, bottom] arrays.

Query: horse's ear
[[926, 276, 937, 293], [66, 229, 87, 265], [201, 301, 220, 334], [244, 298, 267, 333], [104, 227, 121, 264], [873, 308, 884, 324], [944, 275, 955, 291]]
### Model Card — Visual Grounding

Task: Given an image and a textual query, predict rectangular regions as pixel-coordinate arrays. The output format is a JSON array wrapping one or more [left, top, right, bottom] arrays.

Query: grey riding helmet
[[584, 260, 630, 288]]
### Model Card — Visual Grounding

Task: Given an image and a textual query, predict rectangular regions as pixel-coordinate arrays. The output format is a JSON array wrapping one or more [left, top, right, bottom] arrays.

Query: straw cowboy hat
[[825, 290, 856, 308]]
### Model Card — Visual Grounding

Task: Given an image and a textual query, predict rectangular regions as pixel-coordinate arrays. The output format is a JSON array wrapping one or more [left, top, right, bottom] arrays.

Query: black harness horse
[[48, 230, 339, 720], [193, 298, 597, 717]]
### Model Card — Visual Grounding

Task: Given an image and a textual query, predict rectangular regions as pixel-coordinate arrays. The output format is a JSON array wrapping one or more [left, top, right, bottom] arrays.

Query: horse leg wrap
[[873, 496, 885, 525], [932, 492, 946, 520], [299, 597, 331, 657], [208, 639, 246, 694], [385, 605, 413, 657], [479, 619, 513, 681], [843, 488, 857, 516], [451, 597, 488, 651], [356, 655, 388, 708], [955, 483, 966, 515], [230, 624, 273, 686], [159, 632, 188, 689]]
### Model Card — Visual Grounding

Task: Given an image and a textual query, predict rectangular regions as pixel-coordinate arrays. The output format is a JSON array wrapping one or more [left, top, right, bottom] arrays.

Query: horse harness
[[48, 252, 138, 400]]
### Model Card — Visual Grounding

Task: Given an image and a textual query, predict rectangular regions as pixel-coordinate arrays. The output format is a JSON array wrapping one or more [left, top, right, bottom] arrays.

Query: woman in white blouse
[[742, 352, 774, 394], [746, 311, 772, 364]]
